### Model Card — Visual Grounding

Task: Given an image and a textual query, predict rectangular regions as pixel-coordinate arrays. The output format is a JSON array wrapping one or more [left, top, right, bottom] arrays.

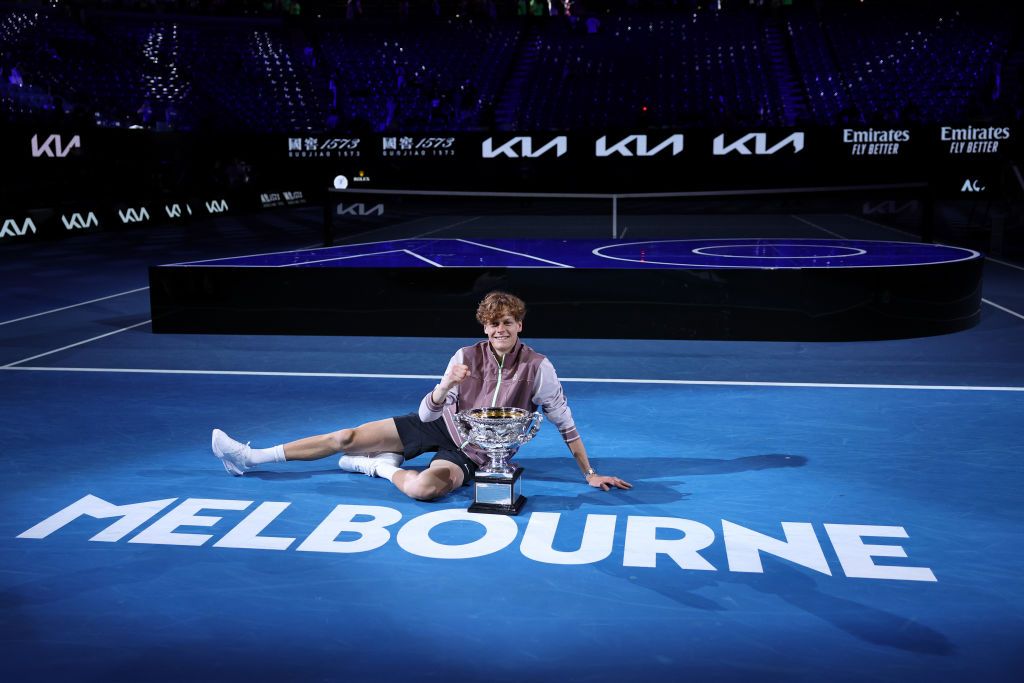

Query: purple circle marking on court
[[592, 238, 981, 269], [691, 243, 867, 259]]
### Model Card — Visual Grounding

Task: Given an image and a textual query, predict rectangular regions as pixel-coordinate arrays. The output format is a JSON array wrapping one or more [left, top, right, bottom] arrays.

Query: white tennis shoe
[[338, 452, 404, 477], [211, 428, 254, 476]]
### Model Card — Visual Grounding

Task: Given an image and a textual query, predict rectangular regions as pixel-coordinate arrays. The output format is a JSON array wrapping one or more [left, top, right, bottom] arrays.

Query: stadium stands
[[0, 0, 1018, 132]]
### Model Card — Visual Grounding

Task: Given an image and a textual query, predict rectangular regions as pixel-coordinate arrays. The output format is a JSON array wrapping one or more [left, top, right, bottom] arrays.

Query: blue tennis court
[[166, 237, 979, 269], [2, 210, 1023, 682]]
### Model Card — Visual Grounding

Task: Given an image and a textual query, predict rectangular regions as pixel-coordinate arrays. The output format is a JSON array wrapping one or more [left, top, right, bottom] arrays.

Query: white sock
[[375, 463, 401, 482], [247, 444, 286, 466]]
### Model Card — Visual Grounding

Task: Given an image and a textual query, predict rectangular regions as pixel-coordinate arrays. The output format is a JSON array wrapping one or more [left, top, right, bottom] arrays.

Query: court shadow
[[596, 560, 954, 656], [247, 469, 343, 481], [528, 486, 689, 512], [236, 454, 803, 485], [518, 454, 804, 510], [240, 455, 803, 511], [732, 564, 954, 655], [523, 454, 807, 483]]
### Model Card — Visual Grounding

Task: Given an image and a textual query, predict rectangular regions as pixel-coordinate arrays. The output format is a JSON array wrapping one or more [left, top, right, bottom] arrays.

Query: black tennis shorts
[[392, 413, 477, 486]]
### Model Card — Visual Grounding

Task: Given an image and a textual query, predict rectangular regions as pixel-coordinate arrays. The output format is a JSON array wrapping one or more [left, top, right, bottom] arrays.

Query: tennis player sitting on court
[[211, 291, 631, 500]]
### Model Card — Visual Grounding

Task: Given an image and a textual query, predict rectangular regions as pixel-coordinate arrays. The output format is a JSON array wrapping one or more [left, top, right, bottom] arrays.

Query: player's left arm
[[535, 357, 631, 491], [566, 436, 632, 491]]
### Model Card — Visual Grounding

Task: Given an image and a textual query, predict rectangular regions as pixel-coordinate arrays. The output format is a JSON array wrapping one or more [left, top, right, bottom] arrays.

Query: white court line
[[988, 257, 1024, 273], [403, 249, 443, 267], [790, 215, 847, 238], [163, 218, 481, 267], [1, 319, 152, 368], [1, 367, 438, 380], [591, 238, 978, 269], [314, 215, 438, 246], [163, 242, 346, 266], [560, 377, 1024, 392], [843, 213, 920, 238], [690, 244, 866, 259], [983, 298, 1024, 322], [841, 218, 1024, 271], [276, 249, 406, 267], [2, 365, 1023, 392], [162, 234, 435, 267], [0, 286, 149, 327], [455, 238, 572, 268], [330, 215, 482, 245], [409, 215, 482, 238]]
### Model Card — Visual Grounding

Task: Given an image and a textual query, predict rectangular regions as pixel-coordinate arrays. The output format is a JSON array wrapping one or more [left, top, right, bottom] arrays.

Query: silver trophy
[[455, 407, 543, 515]]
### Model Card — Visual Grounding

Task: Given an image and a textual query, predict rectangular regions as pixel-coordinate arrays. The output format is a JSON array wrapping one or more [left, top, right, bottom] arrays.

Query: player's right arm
[[432, 363, 470, 404], [419, 349, 469, 420]]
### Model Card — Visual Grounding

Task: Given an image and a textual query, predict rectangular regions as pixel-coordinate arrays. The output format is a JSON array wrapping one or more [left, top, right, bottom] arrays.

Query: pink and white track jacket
[[418, 340, 580, 466]]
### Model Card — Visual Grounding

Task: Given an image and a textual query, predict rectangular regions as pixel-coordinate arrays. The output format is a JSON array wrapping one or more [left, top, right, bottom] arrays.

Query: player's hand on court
[[443, 363, 471, 390], [588, 474, 632, 491]]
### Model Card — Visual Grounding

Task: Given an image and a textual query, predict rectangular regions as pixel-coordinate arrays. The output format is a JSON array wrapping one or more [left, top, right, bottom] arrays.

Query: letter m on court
[[18, 494, 177, 542]]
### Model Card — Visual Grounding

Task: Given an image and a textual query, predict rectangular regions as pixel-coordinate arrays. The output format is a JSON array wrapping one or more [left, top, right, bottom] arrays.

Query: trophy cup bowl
[[455, 407, 542, 515]]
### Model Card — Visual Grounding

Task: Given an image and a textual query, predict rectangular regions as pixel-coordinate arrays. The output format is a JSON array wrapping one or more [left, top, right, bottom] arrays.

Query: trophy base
[[468, 466, 527, 516], [469, 496, 528, 516]]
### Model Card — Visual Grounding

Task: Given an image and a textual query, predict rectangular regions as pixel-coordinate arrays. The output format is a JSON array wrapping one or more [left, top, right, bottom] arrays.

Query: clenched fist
[[442, 363, 471, 391]]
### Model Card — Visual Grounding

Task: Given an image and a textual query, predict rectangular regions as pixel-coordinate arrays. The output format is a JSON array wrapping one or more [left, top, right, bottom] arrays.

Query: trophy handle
[[453, 412, 470, 443], [518, 411, 544, 444]]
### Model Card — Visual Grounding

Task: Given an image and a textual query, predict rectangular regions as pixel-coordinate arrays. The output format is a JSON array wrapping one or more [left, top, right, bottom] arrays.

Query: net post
[[612, 194, 618, 239], [922, 184, 935, 244], [323, 193, 334, 247]]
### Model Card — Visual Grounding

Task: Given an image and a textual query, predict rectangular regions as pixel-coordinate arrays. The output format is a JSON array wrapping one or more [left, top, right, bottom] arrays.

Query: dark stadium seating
[[810, 1, 1010, 125], [0, 0, 1019, 132], [512, 11, 783, 130], [317, 18, 520, 132]]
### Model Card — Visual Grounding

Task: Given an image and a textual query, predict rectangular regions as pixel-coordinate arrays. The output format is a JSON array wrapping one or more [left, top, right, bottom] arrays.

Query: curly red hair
[[475, 291, 526, 325]]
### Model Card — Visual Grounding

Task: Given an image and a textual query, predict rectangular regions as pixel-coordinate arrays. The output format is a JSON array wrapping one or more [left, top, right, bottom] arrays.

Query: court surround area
[[2, 207, 1023, 682]]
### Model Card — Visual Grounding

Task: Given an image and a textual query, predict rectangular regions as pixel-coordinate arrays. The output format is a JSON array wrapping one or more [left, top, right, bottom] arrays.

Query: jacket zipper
[[491, 351, 504, 407]]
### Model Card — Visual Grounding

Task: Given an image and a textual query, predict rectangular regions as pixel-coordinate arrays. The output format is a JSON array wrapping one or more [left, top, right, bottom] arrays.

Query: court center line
[[789, 215, 847, 238], [983, 298, 1024, 322], [2, 365, 1023, 392], [1, 320, 152, 368], [0, 286, 149, 327], [458, 236, 577, 266]]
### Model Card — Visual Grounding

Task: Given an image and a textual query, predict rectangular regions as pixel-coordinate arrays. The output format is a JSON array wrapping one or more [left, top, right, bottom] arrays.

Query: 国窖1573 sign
[[288, 137, 362, 158], [18, 494, 937, 582]]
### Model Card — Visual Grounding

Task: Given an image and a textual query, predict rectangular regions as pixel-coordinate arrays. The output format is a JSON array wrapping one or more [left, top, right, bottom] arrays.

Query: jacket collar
[[484, 339, 524, 367]]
